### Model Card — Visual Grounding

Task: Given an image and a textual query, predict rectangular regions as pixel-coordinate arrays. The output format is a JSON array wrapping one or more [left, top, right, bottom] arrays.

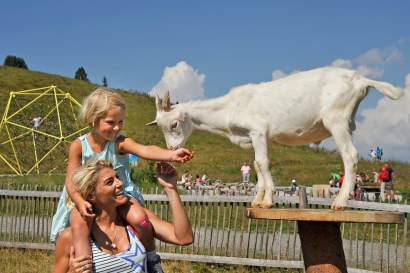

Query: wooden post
[[247, 208, 404, 273], [298, 221, 347, 273], [300, 188, 345, 272]]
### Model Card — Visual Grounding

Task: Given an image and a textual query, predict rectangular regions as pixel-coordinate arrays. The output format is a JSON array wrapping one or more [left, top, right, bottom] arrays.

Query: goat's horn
[[145, 120, 157, 126], [162, 90, 171, 112], [155, 94, 163, 111]]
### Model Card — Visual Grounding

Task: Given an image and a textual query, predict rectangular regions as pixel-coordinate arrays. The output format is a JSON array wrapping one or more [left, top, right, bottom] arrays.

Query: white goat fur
[[150, 67, 403, 209]]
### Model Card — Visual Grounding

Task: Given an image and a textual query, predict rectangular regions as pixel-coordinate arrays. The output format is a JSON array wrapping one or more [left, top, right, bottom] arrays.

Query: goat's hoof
[[330, 197, 348, 210], [251, 201, 262, 208], [260, 202, 273, 209]]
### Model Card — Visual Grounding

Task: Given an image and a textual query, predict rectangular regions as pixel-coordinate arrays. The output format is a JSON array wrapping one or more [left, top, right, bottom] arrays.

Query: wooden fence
[[0, 187, 409, 273]]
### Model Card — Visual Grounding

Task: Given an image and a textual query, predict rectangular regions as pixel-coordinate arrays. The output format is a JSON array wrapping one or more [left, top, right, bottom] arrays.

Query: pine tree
[[102, 76, 108, 87], [74, 67, 89, 82], [3, 55, 28, 69]]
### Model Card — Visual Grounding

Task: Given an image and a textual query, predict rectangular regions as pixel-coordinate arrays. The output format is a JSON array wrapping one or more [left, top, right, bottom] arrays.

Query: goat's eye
[[171, 121, 178, 130]]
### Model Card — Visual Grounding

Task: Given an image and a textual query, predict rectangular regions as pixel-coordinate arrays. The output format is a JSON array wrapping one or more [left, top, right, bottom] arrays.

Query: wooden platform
[[247, 207, 405, 273], [247, 208, 404, 224]]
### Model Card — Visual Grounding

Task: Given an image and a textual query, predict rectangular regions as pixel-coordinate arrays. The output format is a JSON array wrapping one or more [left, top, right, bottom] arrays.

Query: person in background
[[369, 149, 377, 161], [376, 146, 383, 161], [338, 172, 344, 188], [201, 173, 208, 184], [240, 162, 251, 184], [290, 179, 297, 194], [32, 116, 42, 129], [195, 174, 203, 191]]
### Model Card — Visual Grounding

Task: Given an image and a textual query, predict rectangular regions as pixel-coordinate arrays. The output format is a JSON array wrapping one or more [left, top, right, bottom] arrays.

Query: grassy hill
[[0, 65, 409, 190]]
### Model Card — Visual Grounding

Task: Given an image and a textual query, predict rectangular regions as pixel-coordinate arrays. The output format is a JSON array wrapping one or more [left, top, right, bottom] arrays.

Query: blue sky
[[1, 1, 410, 160]]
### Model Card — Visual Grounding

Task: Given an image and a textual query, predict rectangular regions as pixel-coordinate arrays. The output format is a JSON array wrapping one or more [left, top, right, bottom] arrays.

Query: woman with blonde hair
[[53, 160, 193, 273], [51, 87, 193, 273]]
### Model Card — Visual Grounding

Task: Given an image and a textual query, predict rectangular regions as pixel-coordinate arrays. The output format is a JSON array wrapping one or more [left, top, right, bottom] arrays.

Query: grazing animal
[[147, 67, 403, 209]]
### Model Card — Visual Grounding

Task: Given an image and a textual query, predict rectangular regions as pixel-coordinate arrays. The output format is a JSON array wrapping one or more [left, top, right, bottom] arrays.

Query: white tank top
[[91, 225, 147, 273]]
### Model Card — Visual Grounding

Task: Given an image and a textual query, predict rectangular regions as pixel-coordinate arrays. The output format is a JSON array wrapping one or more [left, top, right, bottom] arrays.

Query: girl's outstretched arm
[[118, 137, 193, 163]]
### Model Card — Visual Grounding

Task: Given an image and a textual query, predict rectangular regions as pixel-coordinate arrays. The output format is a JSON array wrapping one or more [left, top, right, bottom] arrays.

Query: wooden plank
[[247, 208, 404, 224]]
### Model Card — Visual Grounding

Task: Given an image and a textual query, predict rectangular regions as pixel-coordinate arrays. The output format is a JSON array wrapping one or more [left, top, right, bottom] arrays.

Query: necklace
[[105, 224, 119, 249]]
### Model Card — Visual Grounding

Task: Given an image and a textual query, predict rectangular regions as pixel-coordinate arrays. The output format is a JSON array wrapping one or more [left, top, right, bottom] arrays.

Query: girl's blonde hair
[[79, 87, 126, 126], [66, 160, 113, 208]]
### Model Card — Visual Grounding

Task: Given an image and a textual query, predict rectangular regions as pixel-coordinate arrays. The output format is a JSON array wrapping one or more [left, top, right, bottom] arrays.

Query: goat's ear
[[155, 94, 163, 112], [162, 90, 171, 112]]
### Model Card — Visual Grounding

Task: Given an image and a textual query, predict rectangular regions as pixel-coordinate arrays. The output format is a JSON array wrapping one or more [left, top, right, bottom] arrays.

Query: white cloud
[[355, 48, 384, 65], [385, 48, 402, 63], [330, 46, 403, 79], [148, 61, 206, 103], [272, 69, 287, 80], [356, 65, 384, 78], [271, 69, 301, 81], [352, 74, 410, 161], [331, 58, 352, 69]]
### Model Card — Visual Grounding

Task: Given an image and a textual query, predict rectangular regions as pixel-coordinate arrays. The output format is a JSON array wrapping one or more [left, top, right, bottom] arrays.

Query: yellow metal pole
[[7, 86, 54, 120], [53, 86, 64, 138], [64, 127, 89, 139], [31, 131, 40, 174], [4, 124, 22, 174], [1, 130, 31, 145], [0, 92, 13, 128], [0, 85, 86, 174], [27, 139, 61, 174], [6, 121, 60, 140], [14, 93, 67, 96], [14, 86, 52, 93], [0, 153, 20, 175]]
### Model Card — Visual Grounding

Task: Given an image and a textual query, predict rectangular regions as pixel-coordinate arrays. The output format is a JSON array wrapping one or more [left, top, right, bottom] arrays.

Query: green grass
[[0, 65, 410, 193], [0, 248, 301, 273]]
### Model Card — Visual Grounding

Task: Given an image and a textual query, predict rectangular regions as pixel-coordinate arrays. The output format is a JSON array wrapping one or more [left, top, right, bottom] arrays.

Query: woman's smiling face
[[92, 167, 129, 208]]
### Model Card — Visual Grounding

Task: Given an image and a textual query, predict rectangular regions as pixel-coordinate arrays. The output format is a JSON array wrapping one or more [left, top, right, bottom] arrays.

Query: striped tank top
[[91, 226, 146, 273]]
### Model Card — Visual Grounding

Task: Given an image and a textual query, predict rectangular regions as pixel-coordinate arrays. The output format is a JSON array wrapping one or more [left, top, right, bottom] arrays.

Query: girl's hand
[[171, 148, 194, 163], [78, 200, 95, 219], [156, 162, 177, 190], [68, 246, 92, 273]]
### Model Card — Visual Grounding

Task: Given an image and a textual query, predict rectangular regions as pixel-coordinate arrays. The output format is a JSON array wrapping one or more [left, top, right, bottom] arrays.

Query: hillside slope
[[0, 66, 409, 189]]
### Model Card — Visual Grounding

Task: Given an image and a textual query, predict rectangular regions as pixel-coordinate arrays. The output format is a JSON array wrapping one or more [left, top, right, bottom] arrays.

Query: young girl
[[51, 88, 193, 273]]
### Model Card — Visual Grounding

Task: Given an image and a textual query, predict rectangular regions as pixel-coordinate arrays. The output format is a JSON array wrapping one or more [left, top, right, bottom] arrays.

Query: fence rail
[[0, 189, 409, 273]]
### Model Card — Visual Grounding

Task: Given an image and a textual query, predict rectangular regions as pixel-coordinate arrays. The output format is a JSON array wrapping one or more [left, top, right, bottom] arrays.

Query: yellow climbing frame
[[0, 85, 89, 175]]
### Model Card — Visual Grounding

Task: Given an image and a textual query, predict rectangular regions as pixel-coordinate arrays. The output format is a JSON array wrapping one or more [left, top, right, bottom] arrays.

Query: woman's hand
[[68, 247, 92, 273], [170, 148, 194, 163], [156, 162, 177, 190]]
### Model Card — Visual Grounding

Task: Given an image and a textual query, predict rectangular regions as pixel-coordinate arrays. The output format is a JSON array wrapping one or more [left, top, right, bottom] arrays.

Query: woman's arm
[[118, 137, 193, 163], [145, 163, 193, 245], [53, 229, 72, 273], [53, 228, 92, 273]]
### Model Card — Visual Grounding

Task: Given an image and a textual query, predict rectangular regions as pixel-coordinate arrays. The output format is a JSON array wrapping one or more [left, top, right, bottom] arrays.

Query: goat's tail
[[360, 78, 404, 100]]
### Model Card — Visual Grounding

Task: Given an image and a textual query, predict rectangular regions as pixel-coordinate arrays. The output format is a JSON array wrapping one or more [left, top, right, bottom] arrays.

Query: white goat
[[147, 67, 403, 209]]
